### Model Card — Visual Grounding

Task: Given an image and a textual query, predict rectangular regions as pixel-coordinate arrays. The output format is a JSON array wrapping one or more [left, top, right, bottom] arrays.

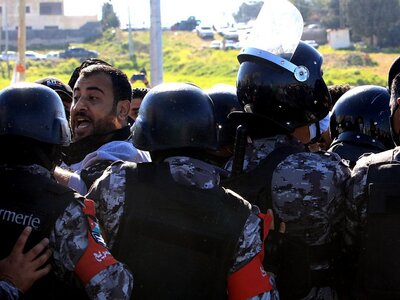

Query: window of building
[[0, 7, 2, 14], [39, 2, 62, 15], [44, 26, 59, 30], [26, 26, 32, 30], [26, 6, 30, 13]]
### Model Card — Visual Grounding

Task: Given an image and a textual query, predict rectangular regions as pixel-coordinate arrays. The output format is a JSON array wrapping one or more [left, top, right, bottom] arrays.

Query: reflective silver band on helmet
[[238, 47, 309, 82]]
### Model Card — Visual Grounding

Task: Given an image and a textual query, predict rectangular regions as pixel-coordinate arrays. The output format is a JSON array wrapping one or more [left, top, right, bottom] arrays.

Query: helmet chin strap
[[306, 121, 321, 146]]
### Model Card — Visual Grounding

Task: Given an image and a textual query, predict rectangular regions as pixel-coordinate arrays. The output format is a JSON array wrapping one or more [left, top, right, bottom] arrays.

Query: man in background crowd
[[129, 87, 149, 121]]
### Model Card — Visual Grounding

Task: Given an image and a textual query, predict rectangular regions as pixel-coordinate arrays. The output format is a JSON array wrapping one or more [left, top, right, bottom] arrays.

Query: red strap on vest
[[74, 199, 117, 286], [227, 212, 273, 300]]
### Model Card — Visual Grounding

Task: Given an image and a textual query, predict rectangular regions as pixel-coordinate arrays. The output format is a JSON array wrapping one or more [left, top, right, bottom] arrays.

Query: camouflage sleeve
[[80, 160, 114, 192], [0, 280, 20, 300], [51, 200, 133, 299], [229, 206, 280, 299], [86, 162, 127, 249], [344, 154, 371, 249], [230, 205, 263, 273]]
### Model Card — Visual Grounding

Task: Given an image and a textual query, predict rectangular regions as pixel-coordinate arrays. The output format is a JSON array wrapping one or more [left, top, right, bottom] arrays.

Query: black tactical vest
[[0, 167, 88, 300], [222, 145, 303, 213], [360, 149, 400, 299], [111, 162, 251, 300]]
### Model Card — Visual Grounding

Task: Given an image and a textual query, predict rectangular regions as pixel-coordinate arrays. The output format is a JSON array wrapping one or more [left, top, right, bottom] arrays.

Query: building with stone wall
[[0, 0, 101, 48]]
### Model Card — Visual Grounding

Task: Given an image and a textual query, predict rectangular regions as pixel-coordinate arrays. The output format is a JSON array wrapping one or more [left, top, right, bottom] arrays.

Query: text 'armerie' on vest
[[0, 208, 41, 229]]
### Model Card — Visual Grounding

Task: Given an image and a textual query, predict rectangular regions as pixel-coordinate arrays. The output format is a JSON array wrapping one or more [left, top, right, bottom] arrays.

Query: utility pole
[[128, 7, 133, 59], [4, 1, 10, 79], [150, 0, 163, 86], [339, 0, 348, 28], [14, 0, 26, 83]]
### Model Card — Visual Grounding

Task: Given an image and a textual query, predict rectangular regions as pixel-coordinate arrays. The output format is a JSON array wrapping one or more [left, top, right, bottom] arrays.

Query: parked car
[[196, 25, 214, 39], [25, 50, 46, 61], [59, 47, 99, 59], [220, 28, 239, 41], [303, 40, 319, 49], [209, 40, 222, 49], [46, 51, 61, 60], [0, 51, 17, 61], [221, 40, 241, 50]]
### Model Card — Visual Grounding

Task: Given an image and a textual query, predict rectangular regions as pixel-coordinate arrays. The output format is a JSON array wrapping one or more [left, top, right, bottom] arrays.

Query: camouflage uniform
[[87, 156, 279, 299], [345, 147, 400, 297], [226, 135, 351, 300], [345, 148, 400, 245], [3, 164, 133, 300]]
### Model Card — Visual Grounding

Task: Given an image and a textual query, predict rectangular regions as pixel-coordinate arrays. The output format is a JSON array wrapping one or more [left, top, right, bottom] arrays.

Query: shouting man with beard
[[55, 64, 151, 195]]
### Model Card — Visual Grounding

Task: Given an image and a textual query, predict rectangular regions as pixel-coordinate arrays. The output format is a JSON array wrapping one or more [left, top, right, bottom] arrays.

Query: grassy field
[[0, 29, 398, 90]]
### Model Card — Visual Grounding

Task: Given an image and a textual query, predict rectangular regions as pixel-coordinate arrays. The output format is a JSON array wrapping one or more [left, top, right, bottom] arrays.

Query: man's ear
[[117, 99, 131, 120], [397, 97, 400, 106]]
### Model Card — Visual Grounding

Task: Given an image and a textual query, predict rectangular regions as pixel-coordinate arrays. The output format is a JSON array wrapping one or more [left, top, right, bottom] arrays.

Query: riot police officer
[[346, 72, 400, 298], [329, 85, 394, 168], [222, 1, 351, 298], [0, 83, 132, 299], [205, 83, 243, 169], [87, 82, 279, 299]]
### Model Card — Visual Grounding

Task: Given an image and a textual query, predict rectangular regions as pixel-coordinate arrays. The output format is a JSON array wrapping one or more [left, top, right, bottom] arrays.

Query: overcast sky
[[64, 0, 246, 28]]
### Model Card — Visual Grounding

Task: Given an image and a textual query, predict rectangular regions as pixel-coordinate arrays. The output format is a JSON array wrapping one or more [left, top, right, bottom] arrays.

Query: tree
[[101, 1, 120, 30], [347, 0, 399, 47], [233, 1, 264, 23]]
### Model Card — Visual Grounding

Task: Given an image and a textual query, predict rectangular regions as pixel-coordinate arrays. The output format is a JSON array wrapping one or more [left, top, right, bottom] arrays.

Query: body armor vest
[[112, 162, 251, 300], [361, 149, 400, 299], [0, 167, 87, 300]]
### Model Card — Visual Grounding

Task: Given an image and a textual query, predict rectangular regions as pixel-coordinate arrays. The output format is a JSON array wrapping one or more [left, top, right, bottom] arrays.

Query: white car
[[0, 51, 17, 61], [221, 40, 241, 50], [209, 40, 222, 49], [25, 50, 47, 61], [221, 28, 239, 40], [196, 25, 214, 39], [303, 40, 319, 49], [46, 51, 61, 60]]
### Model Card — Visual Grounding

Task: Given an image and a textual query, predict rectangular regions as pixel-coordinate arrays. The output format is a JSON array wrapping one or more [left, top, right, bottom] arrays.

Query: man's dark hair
[[132, 87, 150, 99], [79, 64, 132, 105], [390, 74, 400, 112], [328, 84, 353, 108], [68, 58, 112, 89]]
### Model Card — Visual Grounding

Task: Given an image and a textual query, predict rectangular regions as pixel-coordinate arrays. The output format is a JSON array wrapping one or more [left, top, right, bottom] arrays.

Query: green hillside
[[0, 29, 397, 89]]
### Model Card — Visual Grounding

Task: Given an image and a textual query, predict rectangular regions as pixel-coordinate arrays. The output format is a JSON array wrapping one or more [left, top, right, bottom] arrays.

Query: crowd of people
[[2, 6, 400, 300]]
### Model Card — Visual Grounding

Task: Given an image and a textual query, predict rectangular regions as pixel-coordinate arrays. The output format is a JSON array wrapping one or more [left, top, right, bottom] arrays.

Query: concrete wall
[[327, 28, 351, 49], [0, 22, 101, 47]]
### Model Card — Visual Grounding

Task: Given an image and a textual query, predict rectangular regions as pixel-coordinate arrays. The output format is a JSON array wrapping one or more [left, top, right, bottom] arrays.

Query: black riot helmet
[[235, 40, 331, 136], [388, 56, 400, 93], [0, 83, 71, 146], [131, 82, 218, 152], [205, 84, 243, 147], [330, 85, 394, 152]]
